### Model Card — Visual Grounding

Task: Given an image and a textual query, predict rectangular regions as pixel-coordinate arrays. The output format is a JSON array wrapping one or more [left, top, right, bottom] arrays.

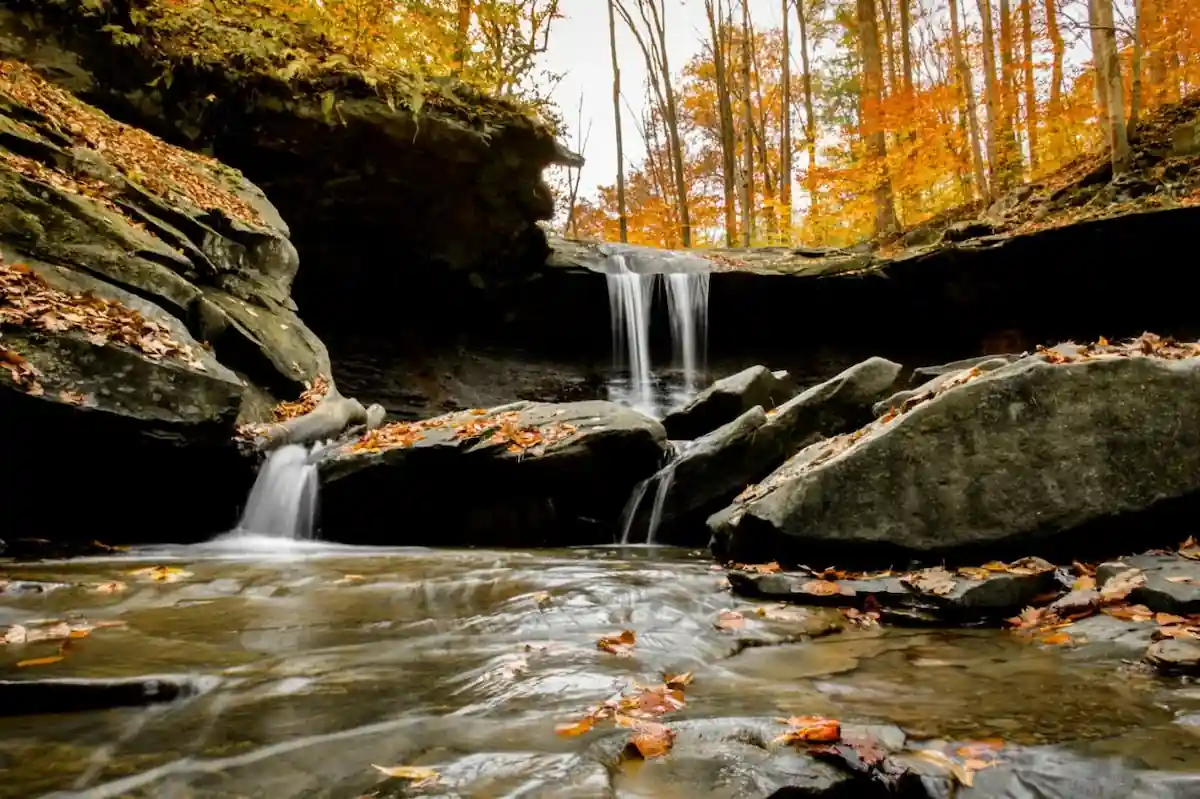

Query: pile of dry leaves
[[351, 407, 579, 456]]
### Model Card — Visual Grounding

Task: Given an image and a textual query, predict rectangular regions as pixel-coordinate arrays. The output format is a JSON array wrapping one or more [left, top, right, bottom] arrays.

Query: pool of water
[[1, 540, 1198, 797]]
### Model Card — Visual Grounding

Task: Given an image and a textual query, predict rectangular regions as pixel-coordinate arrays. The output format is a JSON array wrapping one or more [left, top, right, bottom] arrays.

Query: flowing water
[[3, 545, 1200, 798], [233, 445, 320, 541], [604, 253, 710, 419]]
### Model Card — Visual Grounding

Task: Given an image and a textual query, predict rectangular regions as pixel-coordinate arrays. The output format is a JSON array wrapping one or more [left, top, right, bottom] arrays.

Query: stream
[[3, 541, 1200, 797]]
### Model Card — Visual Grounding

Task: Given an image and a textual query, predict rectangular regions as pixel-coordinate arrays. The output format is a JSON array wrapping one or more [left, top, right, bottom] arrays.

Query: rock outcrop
[[0, 0, 580, 328], [711, 337, 1200, 567], [662, 365, 797, 440], [0, 58, 333, 539], [317, 400, 669, 546], [624, 358, 902, 546]]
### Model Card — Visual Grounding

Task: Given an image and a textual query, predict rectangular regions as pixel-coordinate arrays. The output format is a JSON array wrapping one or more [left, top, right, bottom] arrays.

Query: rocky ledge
[[0, 0, 579, 329], [0, 58, 331, 538]]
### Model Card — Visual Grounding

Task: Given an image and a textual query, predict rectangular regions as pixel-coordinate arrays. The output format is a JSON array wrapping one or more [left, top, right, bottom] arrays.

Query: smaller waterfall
[[617, 444, 683, 545], [606, 255, 658, 417], [235, 444, 319, 540]]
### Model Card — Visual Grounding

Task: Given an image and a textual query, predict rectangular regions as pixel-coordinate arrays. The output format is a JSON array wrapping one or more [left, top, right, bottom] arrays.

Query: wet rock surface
[[1097, 554, 1200, 615], [633, 358, 903, 547], [712, 345, 1200, 567], [318, 400, 669, 546], [663, 365, 798, 440]]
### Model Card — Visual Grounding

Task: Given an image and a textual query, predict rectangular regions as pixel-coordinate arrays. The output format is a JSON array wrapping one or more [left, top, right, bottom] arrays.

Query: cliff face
[[0, 0, 579, 328], [0, 57, 329, 540]]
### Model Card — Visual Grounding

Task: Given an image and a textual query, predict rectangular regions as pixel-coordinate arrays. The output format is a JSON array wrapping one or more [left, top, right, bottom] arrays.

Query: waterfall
[[617, 476, 652, 545], [235, 444, 320, 540], [606, 255, 658, 417], [617, 444, 683, 545], [645, 459, 677, 545], [665, 273, 709, 395], [603, 249, 710, 418]]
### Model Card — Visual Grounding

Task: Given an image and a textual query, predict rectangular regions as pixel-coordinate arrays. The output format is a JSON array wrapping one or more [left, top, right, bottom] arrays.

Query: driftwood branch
[[253, 387, 386, 452]]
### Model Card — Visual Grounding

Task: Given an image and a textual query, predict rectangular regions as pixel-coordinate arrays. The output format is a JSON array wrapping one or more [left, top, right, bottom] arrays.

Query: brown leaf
[[1038, 631, 1073, 645], [902, 567, 957, 596], [597, 629, 636, 656], [664, 671, 693, 689], [774, 715, 842, 744], [1099, 568, 1146, 602], [555, 716, 597, 737], [799, 579, 854, 597], [714, 610, 745, 631], [625, 721, 676, 759]]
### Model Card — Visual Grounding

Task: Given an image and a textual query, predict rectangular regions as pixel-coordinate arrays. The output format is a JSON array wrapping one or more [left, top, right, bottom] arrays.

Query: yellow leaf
[[16, 655, 64, 668], [370, 764, 439, 786]]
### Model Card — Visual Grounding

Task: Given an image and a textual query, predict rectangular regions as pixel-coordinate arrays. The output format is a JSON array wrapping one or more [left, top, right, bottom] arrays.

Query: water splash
[[234, 444, 320, 540]]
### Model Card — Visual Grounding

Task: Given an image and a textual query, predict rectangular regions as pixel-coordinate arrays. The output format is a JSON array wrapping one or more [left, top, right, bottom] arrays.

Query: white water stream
[[230, 444, 320, 541]]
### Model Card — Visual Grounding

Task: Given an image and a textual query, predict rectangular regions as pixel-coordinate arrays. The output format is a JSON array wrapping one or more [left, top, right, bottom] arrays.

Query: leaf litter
[[555, 672, 693, 760], [350, 406, 579, 457]]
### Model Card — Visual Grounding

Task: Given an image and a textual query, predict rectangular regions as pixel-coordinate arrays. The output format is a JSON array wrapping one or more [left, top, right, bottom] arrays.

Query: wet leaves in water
[[1037, 631, 1073, 646], [87, 581, 127, 594], [127, 565, 193, 583], [842, 607, 881, 628], [370, 764, 440, 787], [621, 719, 675, 760], [333, 574, 365, 585], [554, 715, 597, 737], [664, 671, 693, 689], [556, 677, 692, 739], [909, 745, 1002, 788], [597, 630, 636, 657], [1099, 568, 1146, 602], [3, 621, 70, 645], [773, 715, 842, 745], [16, 654, 64, 668], [714, 609, 745, 631]]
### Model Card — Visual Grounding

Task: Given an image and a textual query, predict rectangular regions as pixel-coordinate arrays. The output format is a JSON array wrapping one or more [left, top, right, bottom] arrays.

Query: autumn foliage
[[572, 0, 1200, 249]]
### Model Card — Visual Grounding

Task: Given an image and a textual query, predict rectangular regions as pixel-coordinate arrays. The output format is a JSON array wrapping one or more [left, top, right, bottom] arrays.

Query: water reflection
[[1, 545, 1198, 797]]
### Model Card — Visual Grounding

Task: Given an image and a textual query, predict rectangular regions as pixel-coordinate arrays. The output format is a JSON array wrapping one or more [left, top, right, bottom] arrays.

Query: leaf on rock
[[957, 567, 992, 581], [1103, 603, 1154, 622], [902, 567, 957, 596], [1073, 574, 1097, 591], [1037, 631, 1073, 645], [370, 764, 440, 787], [774, 715, 842, 745], [910, 748, 978, 787], [1099, 568, 1146, 602], [555, 716, 596, 737], [625, 721, 675, 760], [597, 630, 636, 657], [664, 671, 693, 689], [799, 579, 854, 597]]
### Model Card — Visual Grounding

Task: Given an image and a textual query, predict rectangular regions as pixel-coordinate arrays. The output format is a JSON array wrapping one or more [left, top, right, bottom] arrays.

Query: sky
[[541, 1, 795, 199]]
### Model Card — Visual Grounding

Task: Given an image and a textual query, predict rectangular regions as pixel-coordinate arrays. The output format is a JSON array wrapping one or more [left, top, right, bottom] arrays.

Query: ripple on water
[[1, 546, 1199, 797]]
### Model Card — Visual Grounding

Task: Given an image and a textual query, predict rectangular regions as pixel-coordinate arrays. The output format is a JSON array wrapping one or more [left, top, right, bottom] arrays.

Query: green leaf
[[320, 91, 335, 122]]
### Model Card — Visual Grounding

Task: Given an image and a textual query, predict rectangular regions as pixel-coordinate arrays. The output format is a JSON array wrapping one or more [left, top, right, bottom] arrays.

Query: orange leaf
[[555, 716, 596, 737], [16, 655, 64, 667], [626, 721, 675, 759], [597, 629, 636, 656]]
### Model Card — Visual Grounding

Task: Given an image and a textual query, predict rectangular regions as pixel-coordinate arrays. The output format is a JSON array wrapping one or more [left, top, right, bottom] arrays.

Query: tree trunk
[[898, 0, 913, 93], [998, 0, 1022, 181], [977, 0, 1009, 189], [1129, 0, 1144, 139], [745, 8, 778, 243], [950, 0, 989, 201], [796, 0, 819, 222], [453, 0, 473, 74], [881, 0, 898, 95], [1087, 0, 1110, 122], [606, 0, 628, 242], [1020, 0, 1038, 172], [780, 0, 793, 243], [740, 0, 755, 246], [1091, 0, 1131, 175], [856, 0, 899, 237], [705, 0, 738, 246]]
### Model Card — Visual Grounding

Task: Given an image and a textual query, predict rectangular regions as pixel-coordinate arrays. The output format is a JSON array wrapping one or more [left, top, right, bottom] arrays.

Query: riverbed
[[2, 540, 1199, 798]]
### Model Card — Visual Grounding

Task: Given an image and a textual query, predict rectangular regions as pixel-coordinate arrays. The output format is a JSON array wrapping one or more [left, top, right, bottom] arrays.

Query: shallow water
[[1, 540, 1199, 798]]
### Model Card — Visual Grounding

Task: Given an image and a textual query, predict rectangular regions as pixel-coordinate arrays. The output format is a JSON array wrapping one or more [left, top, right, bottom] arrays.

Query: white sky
[[542, 1, 794, 197]]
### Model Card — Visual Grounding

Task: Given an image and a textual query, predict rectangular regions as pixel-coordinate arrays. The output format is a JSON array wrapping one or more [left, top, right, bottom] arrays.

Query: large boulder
[[711, 340, 1200, 567], [625, 358, 902, 546], [0, 59, 330, 540], [317, 400, 669, 546]]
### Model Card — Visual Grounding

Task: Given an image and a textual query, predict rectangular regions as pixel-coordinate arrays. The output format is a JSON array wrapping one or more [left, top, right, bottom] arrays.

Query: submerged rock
[[319, 401, 669, 546], [711, 347, 1200, 566], [1145, 638, 1200, 675]]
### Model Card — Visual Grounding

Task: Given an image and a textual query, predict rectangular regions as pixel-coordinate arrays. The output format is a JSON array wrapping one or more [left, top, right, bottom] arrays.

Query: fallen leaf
[[1073, 574, 1097, 591], [902, 567, 957, 596], [957, 567, 992, 581], [3, 624, 27, 644], [799, 579, 854, 597], [714, 610, 745, 631], [1156, 612, 1190, 626], [555, 716, 596, 737], [664, 671, 693, 689], [775, 715, 842, 744], [1166, 576, 1199, 584], [1038, 631, 1072, 645], [370, 765, 439, 787], [127, 565, 193, 583], [625, 721, 675, 759], [1099, 568, 1146, 602], [334, 574, 365, 585], [597, 630, 636, 657], [1103, 603, 1154, 622], [87, 581, 127, 594], [1006, 556, 1056, 575], [16, 655, 64, 668], [911, 748, 975, 787]]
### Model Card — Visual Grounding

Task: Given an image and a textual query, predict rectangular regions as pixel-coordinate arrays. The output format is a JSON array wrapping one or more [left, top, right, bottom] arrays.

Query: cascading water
[[604, 248, 710, 418], [665, 273, 710, 396], [618, 442, 684, 546], [606, 254, 658, 417], [234, 444, 320, 540]]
